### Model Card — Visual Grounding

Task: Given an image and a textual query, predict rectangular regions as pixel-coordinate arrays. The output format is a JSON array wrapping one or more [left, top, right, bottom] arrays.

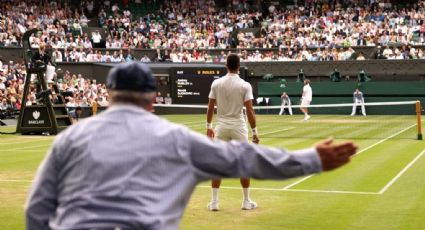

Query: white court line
[[0, 139, 52, 145], [282, 176, 314, 189], [284, 188, 378, 195], [282, 124, 417, 190], [5, 144, 52, 152], [197, 185, 377, 195], [260, 127, 295, 136], [0, 179, 33, 183], [181, 121, 205, 126], [378, 147, 425, 194]]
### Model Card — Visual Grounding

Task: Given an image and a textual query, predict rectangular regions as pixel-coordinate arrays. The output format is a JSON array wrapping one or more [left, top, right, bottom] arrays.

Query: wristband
[[252, 127, 258, 135], [207, 123, 213, 129]]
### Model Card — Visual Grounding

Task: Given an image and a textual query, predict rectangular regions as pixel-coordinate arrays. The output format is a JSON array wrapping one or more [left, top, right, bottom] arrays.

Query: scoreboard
[[171, 67, 227, 104]]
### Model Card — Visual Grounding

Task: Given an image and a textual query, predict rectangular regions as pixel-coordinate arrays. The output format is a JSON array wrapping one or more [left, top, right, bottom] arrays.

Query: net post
[[416, 101, 423, 140]]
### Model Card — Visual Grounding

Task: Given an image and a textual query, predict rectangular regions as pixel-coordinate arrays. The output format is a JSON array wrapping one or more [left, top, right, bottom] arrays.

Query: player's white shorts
[[301, 99, 311, 106], [215, 125, 248, 141]]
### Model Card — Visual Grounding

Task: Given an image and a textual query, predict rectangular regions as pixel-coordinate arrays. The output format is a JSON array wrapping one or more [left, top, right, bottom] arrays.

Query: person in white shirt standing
[[206, 54, 259, 211], [279, 92, 293, 115], [351, 88, 366, 116], [300, 79, 312, 121]]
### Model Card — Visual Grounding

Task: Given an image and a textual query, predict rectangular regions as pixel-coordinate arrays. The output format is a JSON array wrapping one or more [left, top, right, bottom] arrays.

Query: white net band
[[153, 101, 419, 109]]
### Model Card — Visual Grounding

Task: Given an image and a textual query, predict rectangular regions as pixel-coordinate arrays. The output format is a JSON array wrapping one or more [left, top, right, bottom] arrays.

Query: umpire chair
[[16, 29, 72, 135]]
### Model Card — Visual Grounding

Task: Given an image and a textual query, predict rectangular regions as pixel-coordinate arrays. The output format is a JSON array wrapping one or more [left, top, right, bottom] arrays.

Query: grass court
[[1, 114, 425, 229]]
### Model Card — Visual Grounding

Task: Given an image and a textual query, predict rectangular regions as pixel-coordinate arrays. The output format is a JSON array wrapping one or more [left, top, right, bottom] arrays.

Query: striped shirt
[[25, 105, 322, 230]]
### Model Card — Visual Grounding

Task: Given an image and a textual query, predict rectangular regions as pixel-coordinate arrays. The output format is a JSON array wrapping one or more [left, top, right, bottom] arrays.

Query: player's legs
[[288, 102, 293, 115], [231, 127, 257, 210], [279, 104, 285, 115], [208, 126, 231, 211], [361, 104, 366, 116], [351, 104, 357, 116], [301, 100, 311, 120]]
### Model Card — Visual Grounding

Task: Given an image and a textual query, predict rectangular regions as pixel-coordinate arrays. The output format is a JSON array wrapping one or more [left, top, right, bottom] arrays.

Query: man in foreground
[[300, 79, 312, 121], [25, 62, 357, 230], [206, 54, 259, 211]]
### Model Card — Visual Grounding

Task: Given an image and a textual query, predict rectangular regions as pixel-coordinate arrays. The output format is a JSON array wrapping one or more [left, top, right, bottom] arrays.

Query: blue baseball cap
[[106, 62, 156, 92]]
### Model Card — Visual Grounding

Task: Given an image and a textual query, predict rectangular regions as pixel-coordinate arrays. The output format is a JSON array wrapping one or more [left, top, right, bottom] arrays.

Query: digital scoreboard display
[[171, 67, 227, 104]]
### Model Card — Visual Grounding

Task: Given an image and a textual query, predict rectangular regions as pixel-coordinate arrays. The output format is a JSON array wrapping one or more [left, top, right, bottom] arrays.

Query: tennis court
[[1, 114, 425, 229]]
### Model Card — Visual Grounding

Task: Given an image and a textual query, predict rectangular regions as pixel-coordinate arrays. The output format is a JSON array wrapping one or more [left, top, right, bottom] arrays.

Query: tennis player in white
[[206, 54, 259, 211], [300, 79, 312, 121]]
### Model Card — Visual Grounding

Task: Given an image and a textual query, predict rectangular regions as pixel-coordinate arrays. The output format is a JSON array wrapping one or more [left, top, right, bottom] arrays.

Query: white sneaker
[[207, 200, 219, 211], [303, 115, 311, 121], [350, 114, 355, 116], [241, 200, 258, 210]]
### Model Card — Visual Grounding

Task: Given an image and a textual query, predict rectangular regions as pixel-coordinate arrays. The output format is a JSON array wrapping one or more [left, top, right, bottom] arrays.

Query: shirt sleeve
[[244, 82, 254, 102], [186, 130, 322, 181], [25, 135, 65, 230], [208, 81, 216, 99]]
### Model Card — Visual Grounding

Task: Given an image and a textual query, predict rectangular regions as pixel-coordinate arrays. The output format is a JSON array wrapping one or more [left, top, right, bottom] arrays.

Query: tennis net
[[153, 101, 423, 140]]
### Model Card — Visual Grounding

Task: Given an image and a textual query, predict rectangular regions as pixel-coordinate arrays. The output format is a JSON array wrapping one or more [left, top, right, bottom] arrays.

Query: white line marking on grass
[[181, 121, 205, 126], [0, 139, 51, 145], [283, 188, 378, 195], [282, 124, 417, 190], [282, 175, 314, 189], [352, 124, 417, 157], [378, 147, 425, 194], [260, 127, 295, 136], [197, 185, 378, 195], [0, 179, 33, 183], [5, 144, 52, 151]]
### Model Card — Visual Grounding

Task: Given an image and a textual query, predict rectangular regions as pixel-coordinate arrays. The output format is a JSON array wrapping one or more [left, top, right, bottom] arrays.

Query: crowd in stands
[[54, 70, 110, 109], [0, 0, 421, 56], [0, 58, 113, 118], [0, 56, 175, 118], [0, 60, 25, 118], [0, 0, 91, 48], [93, 0, 425, 50], [1, 0, 425, 62], [46, 44, 425, 63], [2, 0, 425, 117]]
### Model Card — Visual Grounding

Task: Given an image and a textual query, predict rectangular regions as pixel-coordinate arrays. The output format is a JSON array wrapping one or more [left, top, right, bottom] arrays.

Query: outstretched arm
[[187, 130, 357, 180]]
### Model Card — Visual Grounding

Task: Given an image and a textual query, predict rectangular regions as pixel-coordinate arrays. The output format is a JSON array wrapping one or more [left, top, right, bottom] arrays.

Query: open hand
[[315, 138, 358, 171]]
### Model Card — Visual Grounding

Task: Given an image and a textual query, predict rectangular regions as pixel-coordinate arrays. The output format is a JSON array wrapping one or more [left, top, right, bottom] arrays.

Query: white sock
[[212, 188, 219, 201], [243, 187, 250, 201]]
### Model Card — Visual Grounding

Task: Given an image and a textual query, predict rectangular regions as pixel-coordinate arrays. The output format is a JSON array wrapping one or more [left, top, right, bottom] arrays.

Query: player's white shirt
[[209, 73, 253, 128], [303, 84, 312, 101]]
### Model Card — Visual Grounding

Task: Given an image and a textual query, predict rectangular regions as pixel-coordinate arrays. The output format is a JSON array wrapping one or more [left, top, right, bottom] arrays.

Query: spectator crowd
[[2, 1, 425, 117], [1, 0, 425, 63], [0, 59, 113, 118]]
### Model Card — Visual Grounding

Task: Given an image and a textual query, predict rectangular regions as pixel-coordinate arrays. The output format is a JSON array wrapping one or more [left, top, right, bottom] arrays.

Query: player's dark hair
[[226, 54, 240, 72]]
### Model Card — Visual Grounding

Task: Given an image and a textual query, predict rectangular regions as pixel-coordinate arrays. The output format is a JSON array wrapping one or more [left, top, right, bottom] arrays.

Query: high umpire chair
[[16, 29, 72, 135]]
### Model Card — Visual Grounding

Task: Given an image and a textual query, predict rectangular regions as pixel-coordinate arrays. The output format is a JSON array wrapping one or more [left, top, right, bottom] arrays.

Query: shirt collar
[[106, 104, 150, 114], [226, 73, 240, 78]]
